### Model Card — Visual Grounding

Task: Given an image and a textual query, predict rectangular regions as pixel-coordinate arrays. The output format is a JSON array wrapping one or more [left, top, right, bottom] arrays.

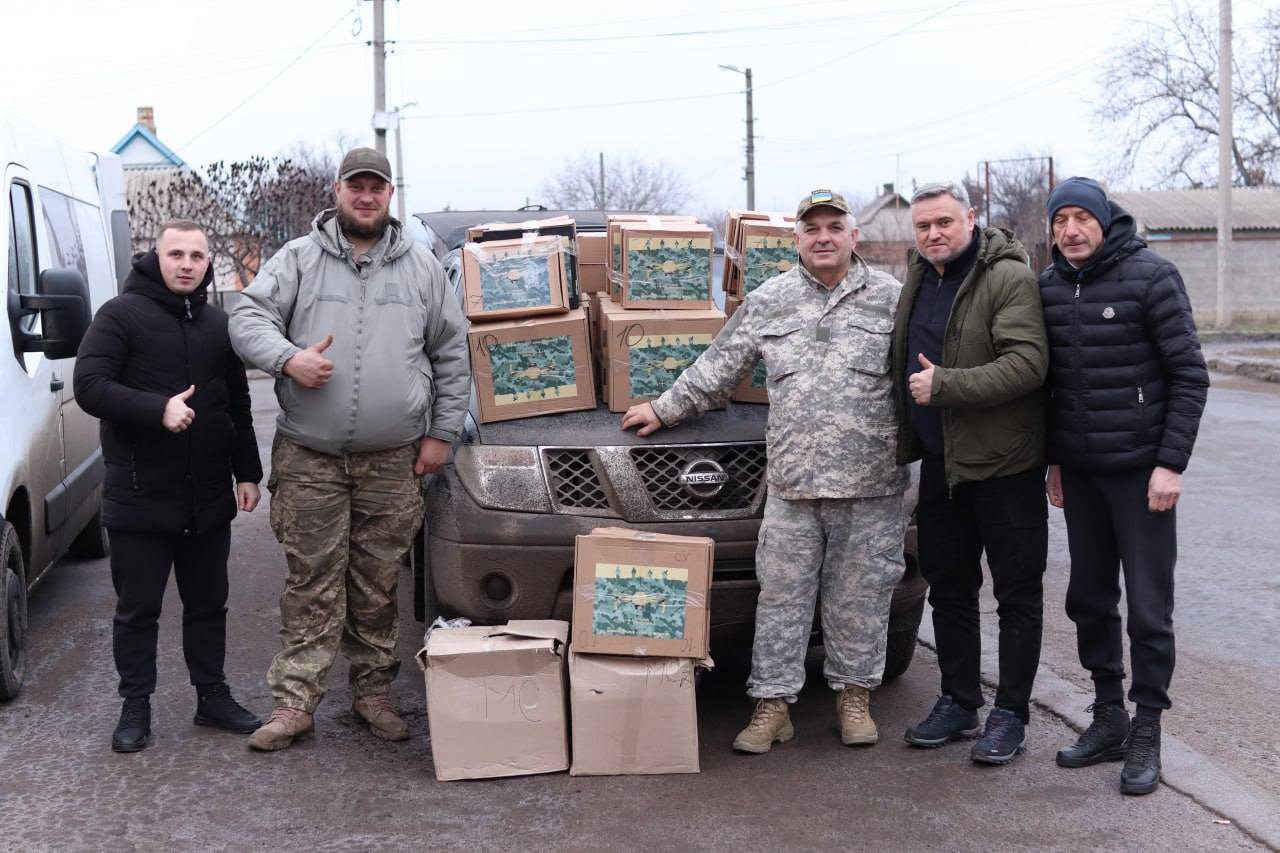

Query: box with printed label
[[466, 216, 581, 307], [607, 215, 701, 301], [571, 527, 714, 658], [723, 210, 797, 296], [738, 222, 797, 296], [468, 308, 595, 423], [618, 224, 715, 309], [597, 301, 725, 412], [417, 620, 569, 781], [461, 236, 570, 321], [569, 651, 711, 776]]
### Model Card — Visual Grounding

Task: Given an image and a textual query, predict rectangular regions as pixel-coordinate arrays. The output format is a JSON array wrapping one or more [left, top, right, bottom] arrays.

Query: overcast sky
[[1, 0, 1265, 216]]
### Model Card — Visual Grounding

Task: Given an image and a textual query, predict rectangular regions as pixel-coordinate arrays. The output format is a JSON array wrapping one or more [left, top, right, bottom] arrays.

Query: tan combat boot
[[837, 685, 878, 746], [732, 698, 795, 754], [353, 692, 410, 742], [247, 707, 314, 752]]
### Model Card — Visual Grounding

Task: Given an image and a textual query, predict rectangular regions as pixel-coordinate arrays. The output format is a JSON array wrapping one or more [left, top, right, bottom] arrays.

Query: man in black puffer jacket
[[74, 220, 264, 753], [1039, 178, 1209, 796]]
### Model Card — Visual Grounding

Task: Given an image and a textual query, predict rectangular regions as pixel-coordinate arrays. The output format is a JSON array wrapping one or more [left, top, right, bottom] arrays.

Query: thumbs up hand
[[163, 385, 196, 432], [909, 353, 936, 406], [284, 334, 336, 389]]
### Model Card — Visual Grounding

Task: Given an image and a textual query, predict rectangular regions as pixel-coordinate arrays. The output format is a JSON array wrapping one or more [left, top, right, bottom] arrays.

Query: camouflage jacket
[[651, 257, 907, 500]]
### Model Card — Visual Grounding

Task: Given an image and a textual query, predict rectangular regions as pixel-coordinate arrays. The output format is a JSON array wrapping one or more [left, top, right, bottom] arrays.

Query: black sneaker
[[970, 708, 1026, 765], [112, 697, 151, 753], [1120, 718, 1162, 795], [194, 683, 262, 734], [1056, 701, 1129, 768], [904, 695, 980, 748]]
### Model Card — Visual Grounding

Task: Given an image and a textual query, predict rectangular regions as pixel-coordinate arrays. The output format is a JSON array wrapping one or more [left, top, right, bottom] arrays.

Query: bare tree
[[129, 147, 336, 290], [1099, 1, 1280, 187], [540, 153, 692, 213]]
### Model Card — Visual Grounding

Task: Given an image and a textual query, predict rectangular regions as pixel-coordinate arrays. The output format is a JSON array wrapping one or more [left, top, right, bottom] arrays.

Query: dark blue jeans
[[916, 455, 1048, 722]]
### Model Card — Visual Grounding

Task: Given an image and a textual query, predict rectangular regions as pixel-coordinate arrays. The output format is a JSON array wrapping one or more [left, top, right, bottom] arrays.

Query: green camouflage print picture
[[749, 358, 767, 389], [628, 332, 714, 398], [477, 250, 556, 312], [592, 563, 688, 640], [488, 334, 578, 405], [626, 236, 712, 302], [742, 234, 797, 296]]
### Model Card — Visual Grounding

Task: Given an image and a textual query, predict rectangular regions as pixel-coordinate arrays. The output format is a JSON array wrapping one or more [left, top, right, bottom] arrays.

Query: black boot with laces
[[1057, 701, 1129, 768], [194, 682, 262, 734], [1120, 717, 1162, 795], [112, 696, 151, 753]]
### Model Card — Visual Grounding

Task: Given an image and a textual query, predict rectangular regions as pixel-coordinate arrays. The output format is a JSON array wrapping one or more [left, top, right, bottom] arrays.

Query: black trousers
[[109, 525, 231, 699], [1060, 466, 1176, 711], [917, 455, 1048, 722]]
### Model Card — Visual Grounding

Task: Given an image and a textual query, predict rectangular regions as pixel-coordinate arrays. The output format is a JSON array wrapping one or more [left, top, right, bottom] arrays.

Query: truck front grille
[[545, 449, 610, 510], [629, 444, 767, 511]]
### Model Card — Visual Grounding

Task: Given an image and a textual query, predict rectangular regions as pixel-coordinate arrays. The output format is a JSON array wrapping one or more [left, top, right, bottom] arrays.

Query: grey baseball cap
[[796, 188, 853, 219], [338, 147, 392, 182]]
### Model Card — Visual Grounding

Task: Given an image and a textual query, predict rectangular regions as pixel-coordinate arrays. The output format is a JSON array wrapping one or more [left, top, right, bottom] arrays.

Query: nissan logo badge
[[678, 459, 729, 498]]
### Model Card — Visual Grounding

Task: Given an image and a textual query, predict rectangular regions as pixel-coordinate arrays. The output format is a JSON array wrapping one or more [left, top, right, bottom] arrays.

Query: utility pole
[[1217, 0, 1233, 329], [599, 151, 606, 212], [719, 65, 755, 209], [372, 0, 387, 155], [392, 102, 417, 223]]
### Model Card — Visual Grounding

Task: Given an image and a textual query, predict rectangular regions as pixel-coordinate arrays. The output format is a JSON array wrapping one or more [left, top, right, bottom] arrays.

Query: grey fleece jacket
[[230, 210, 470, 456]]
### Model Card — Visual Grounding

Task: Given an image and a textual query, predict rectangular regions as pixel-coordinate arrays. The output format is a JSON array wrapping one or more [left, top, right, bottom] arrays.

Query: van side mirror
[[20, 268, 92, 360]]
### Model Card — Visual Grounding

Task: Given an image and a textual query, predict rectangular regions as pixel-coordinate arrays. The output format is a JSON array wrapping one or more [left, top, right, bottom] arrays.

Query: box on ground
[[462, 235, 570, 321], [469, 308, 595, 423], [618, 223, 715, 309], [571, 527, 714, 658], [418, 620, 569, 781], [467, 215, 581, 308], [569, 651, 711, 776], [597, 299, 725, 412]]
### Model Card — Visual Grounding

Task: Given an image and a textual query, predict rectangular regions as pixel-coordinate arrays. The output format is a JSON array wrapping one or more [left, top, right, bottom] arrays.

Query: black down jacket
[[73, 251, 263, 533], [1038, 204, 1209, 473]]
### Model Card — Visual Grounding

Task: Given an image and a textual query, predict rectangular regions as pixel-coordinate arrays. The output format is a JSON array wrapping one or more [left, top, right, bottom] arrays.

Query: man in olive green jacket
[[890, 181, 1049, 765]]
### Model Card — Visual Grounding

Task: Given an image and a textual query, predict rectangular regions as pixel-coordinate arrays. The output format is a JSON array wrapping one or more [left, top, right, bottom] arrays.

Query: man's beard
[[337, 205, 391, 240]]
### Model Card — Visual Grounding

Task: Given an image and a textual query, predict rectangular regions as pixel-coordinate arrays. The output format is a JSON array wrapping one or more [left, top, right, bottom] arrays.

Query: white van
[[1, 114, 130, 699]]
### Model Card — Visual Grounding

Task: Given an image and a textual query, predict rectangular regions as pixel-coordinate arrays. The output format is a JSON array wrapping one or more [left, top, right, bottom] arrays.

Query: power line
[[179, 8, 358, 150]]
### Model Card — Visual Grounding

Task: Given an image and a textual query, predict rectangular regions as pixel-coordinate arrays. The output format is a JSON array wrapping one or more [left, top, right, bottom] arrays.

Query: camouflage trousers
[[749, 493, 906, 700], [266, 436, 424, 712]]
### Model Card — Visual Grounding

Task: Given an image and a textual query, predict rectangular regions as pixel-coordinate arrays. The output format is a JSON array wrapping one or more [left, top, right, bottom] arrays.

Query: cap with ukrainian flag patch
[[796, 188, 853, 219]]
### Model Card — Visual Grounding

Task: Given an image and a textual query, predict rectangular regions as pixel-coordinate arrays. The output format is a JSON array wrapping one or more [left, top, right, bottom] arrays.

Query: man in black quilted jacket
[[1039, 177, 1209, 796]]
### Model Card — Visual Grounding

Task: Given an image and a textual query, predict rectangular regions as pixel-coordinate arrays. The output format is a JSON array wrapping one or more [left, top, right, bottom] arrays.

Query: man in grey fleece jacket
[[229, 147, 470, 751]]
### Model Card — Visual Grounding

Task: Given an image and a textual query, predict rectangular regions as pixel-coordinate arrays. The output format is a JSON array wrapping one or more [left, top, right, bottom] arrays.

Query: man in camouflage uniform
[[622, 190, 907, 752], [230, 148, 470, 750]]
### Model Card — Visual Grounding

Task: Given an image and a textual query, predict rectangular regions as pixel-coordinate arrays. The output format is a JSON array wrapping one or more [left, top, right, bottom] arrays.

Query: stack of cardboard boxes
[[463, 218, 595, 423], [721, 210, 799, 405], [418, 527, 713, 781]]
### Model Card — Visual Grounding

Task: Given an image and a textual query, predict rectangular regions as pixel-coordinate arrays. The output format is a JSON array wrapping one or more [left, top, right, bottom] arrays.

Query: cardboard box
[[462, 236, 570, 321], [607, 215, 700, 300], [723, 210, 797, 296], [466, 216, 581, 308], [571, 527, 714, 658], [738, 222, 797, 297], [569, 652, 709, 776], [579, 263, 608, 294], [598, 301, 725, 412], [577, 231, 608, 265], [418, 620, 569, 781], [618, 223, 715, 310], [469, 308, 596, 423]]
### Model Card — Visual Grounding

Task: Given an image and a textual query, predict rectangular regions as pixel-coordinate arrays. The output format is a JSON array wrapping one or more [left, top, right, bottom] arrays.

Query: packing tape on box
[[465, 238, 560, 261]]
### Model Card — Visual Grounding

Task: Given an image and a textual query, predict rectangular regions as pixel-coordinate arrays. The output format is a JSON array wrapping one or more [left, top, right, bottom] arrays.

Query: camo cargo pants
[[748, 493, 906, 700], [265, 436, 424, 712]]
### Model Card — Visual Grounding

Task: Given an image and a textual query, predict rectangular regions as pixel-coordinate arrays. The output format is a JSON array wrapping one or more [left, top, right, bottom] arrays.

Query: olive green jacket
[[891, 227, 1048, 487]]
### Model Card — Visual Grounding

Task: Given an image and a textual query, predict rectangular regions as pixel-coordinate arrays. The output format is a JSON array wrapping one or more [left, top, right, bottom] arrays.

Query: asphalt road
[[0, 375, 1274, 852]]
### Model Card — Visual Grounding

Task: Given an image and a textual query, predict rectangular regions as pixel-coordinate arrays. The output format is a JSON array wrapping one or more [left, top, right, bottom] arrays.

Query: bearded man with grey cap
[[622, 190, 908, 753], [231, 146, 470, 751]]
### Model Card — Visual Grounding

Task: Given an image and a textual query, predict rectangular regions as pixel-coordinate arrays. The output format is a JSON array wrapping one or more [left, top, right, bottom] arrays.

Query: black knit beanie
[[1046, 177, 1112, 231]]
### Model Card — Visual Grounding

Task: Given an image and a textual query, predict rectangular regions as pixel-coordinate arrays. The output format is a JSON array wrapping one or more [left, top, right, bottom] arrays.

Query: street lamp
[[391, 101, 418, 223], [719, 65, 755, 209]]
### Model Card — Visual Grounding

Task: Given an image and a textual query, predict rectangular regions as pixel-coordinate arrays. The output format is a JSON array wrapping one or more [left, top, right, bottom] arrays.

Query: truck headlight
[[452, 445, 553, 513]]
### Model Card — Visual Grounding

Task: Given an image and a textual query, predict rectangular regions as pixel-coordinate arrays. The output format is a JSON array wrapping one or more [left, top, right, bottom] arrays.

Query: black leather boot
[[1057, 701, 1129, 767], [194, 683, 262, 734], [112, 697, 151, 753], [1120, 717, 1162, 795]]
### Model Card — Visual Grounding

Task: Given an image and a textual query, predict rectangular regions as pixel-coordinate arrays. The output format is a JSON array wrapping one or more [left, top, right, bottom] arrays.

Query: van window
[[8, 182, 38, 333], [40, 188, 88, 282]]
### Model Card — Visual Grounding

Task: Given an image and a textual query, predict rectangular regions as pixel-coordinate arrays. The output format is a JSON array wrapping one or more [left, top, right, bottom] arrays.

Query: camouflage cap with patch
[[795, 188, 852, 219], [338, 147, 392, 182]]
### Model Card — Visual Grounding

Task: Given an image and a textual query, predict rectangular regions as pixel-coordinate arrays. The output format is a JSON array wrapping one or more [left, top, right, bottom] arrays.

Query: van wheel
[[412, 525, 437, 625], [68, 507, 109, 559], [0, 522, 28, 701]]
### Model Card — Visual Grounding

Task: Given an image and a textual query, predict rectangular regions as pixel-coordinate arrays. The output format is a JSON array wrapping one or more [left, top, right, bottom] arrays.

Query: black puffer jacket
[[1038, 204, 1209, 473], [73, 251, 262, 533]]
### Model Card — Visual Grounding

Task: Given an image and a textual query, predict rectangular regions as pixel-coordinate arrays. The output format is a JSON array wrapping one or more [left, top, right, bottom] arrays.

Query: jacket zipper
[[130, 448, 139, 490], [1138, 385, 1145, 405], [181, 306, 196, 532]]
